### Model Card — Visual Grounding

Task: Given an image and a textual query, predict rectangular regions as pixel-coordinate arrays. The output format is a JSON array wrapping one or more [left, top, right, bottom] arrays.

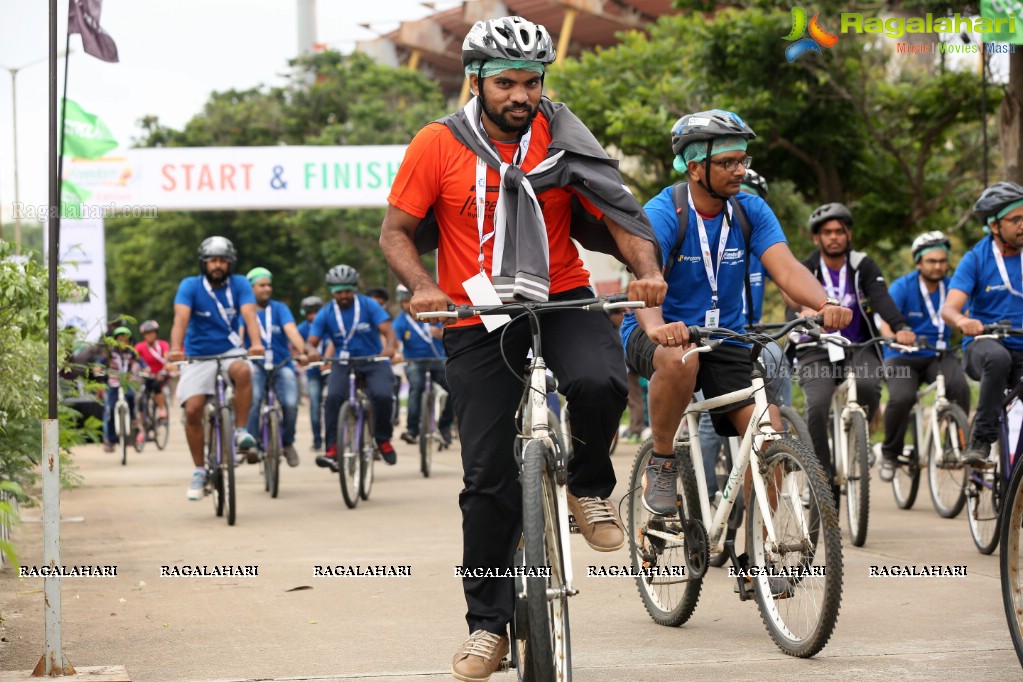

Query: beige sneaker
[[567, 492, 625, 552], [451, 630, 509, 682]]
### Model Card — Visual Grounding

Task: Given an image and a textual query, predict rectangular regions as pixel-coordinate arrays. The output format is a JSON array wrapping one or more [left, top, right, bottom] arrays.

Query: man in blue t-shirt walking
[[621, 110, 852, 515], [306, 264, 399, 466], [168, 236, 265, 501], [878, 231, 970, 482], [942, 182, 1023, 466], [244, 267, 310, 468]]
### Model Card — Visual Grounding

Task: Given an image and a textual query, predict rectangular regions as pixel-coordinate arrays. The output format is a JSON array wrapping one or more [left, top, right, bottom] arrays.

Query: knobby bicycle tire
[[892, 421, 922, 510], [928, 404, 968, 519], [967, 461, 1002, 554], [419, 388, 434, 478], [779, 405, 812, 449], [999, 445, 1023, 667], [220, 406, 236, 526], [359, 400, 374, 501], [267, 409, 281, 499], [626, 440, 703, 627], [521, 440, 570, 682], [844, 411, 870, 547], [338, 403, 360, 509], [746, 436, 843, 658], [206, 408, 225, 518]]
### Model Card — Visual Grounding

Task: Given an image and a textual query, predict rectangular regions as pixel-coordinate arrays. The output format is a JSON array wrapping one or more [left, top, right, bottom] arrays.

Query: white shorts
[[176, 351, 248, 405]]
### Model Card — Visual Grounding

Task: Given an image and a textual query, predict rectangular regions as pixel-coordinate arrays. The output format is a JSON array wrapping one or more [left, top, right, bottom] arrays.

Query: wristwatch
[[818, 297, 841, 312]]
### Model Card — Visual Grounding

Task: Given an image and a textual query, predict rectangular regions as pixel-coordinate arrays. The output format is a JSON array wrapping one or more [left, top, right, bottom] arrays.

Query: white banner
[[64, 146, 406, 212], [49, 218, 107, 342]]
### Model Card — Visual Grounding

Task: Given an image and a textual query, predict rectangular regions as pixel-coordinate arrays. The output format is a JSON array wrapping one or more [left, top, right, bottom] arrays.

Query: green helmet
[[112, 326, 132, 338], [246, 267, 272, 284]]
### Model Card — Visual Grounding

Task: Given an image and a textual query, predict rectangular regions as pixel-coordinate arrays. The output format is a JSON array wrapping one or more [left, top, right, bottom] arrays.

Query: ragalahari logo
[[783, 7, 839, 62]]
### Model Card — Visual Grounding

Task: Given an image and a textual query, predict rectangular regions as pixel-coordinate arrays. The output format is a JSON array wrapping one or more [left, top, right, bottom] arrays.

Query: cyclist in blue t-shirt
[[877, 231, 970, 482], [393, 284, 454, 446], [305, 264, 399, 466], [942, 182, 1023, 466], [168, 236, 265, 501], [243, 267, 310, 469], [296, 295, 332, 452], [621, 110, 852, 516]]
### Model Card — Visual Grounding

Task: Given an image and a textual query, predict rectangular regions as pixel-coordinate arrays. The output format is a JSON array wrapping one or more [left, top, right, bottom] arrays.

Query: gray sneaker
[[283, 445, 299, 468], [187, 469, 206, 501], [642, 455, 678, 516], [962, 440, 993, 469], [879, 457, 896, 483]]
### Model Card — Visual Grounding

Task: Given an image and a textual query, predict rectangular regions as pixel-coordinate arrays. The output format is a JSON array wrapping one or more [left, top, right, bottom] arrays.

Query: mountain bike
[[966, 323, 1023, 554], [134, 371, 170, 452], [256, 359, 291, 499], [421, 294, 640, 682], [626, 316, 843, 658]]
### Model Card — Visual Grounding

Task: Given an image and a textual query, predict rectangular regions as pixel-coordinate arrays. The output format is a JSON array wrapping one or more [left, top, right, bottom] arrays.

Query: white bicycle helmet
[[911, 231, 950, 262], [461, 16, 556, 67]]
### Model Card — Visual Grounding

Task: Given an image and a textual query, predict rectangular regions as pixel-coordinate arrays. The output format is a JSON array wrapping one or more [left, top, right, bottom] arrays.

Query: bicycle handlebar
[[680, 316, 825, 365], [975, 320, 1023, 339], [415, 294, 646, 320]]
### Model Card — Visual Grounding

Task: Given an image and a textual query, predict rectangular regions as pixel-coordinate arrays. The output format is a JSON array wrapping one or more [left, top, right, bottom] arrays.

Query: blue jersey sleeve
[[888, 273, 909, 311], [644, 187, 680, 270], [174, 276, 198, 307], [949, 247, 978, 297], [309, 306, 330, 340], [392, 312, 409, 341], [276, 300, 296, 328], [231, 275, 256, 307], [738, 193, 787, 260]]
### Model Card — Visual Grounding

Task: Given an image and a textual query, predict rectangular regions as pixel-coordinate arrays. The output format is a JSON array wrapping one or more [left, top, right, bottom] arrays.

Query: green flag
[[61, 99, 118, 159], [61, 179, 92, 219], [981, 0, 1023, 44]]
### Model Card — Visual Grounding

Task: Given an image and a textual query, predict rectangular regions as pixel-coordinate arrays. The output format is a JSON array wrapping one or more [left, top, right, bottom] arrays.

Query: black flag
[[68, 0, 119, 63]]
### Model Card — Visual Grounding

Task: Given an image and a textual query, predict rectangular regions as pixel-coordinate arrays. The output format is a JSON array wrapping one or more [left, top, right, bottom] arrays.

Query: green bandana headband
[[674, 136, 748, 173], [465, 58, 545, 79], [246, 267, 272, 284], [990, 198, 1023, 225]]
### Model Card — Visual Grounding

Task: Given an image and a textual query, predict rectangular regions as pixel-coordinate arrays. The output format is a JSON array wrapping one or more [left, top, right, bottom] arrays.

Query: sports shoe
[[283, 445, 299, 467], [315, 446, 338, 471], [311, 441, 322, 452], [103, 441, 115, 453], [567, 492, 625, 551], [235, 428, 257, 451], [451, 630, 509, 682], [157, 408, 168, 420], [962, 439, 993, 468], [400, 431, 417, 444], [735, 574, 795, 599], [642, 455, 678, 516], [439, 427, 453, 447], [879, 457, 896, 483], [187, 469, 206, 501], [378, 439, 397, 465]]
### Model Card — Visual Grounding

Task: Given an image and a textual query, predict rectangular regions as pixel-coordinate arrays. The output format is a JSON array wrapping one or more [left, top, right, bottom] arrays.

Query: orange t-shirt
[[388, 112, 599, 324]]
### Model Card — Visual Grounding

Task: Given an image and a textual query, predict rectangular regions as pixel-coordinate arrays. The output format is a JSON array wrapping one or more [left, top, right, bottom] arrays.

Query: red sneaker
[[315, 446, 338, 471], [378, 440, 396, 465]]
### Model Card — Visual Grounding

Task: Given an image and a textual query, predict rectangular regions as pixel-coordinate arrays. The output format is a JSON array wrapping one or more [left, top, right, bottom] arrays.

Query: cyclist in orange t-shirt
[[379, 16, 666, 680]]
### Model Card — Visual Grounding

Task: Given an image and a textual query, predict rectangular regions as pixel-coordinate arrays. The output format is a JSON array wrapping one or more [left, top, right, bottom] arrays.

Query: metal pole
[[296, 0, 317, 55], [12, 68, 20, 246]]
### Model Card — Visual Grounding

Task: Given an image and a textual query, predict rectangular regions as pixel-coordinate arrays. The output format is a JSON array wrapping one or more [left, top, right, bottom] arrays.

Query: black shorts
[[625, 328, 755, 437]]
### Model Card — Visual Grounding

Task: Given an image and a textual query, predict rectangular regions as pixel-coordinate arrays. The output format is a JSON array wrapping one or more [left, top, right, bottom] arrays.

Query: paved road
[[0, 405, 1019, 680]]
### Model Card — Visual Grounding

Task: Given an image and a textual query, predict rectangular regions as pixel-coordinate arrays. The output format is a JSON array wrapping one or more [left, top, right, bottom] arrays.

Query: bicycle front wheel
[[967, 459, 1002, 555], [746, 436, 843, 658], [1000, 443, 1023, 667], [419, 389, 434, 478], [626, 440, 703, 626], [521, 439, 570, 682], [119, 405, 130, 465], [779, 405, 812, 447], [153, 398, 169, 450], [206, 409, 224, 517], [338, 403, 360, 509], [844, 411, 870, 547], [928, 404, 968, 518], [359, 401, 374, 501], [132, 398, 146, 454], [267, 409, 281, 499], [892, 423, 921, 510], [220, 406, 236, 526]]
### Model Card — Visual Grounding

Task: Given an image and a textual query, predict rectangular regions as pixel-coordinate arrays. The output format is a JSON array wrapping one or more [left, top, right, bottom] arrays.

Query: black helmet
[[808, 203, 853, 235], [973, 181, 1023, 225], [366, 286, 388, 302], [670, 109, 756, 158], [911, 230, 951, 263], [740, 169, 769, 199], [461, 16, 556, 67], [325, 264, 359, 287], [198, 236, 237, 272], [300, 296, 323, 315]]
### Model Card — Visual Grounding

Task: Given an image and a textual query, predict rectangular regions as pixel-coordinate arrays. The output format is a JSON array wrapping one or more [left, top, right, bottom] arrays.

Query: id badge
[[937, 339, 947, 350], [825, 335, 846, 363], [229, 331, 243, 348], [462, 272, 511, 332], [263, 349, 274, 370], [339, 350, 350, 361], [704, 308, 719, 327]]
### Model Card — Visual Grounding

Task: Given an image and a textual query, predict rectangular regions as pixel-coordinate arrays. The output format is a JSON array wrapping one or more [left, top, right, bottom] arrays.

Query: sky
[[0, 0, 460, 222]]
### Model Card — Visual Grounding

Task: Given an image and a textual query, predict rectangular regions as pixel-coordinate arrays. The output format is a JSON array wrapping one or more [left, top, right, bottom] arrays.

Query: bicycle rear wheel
[[338, 403, 360, 509], [419, 389, 434, 478], [746, 436, 843, 658], [967, 460, 1002, 555], [220, 406, 236, 526], [153, 397, 169, 450], [266, 409, 281, 499], [844, 411, 870, 547], [626, 440, 703, 626], [709, 438, 740, 569], [928, 404, 968, 518], [359, 401, 374, 501], [206, 410, 225, 518], [892, 422, 921, 510], [1000, 445, 1023, 667], [118, 404, 129, 466], [521, 440, 570, 682]]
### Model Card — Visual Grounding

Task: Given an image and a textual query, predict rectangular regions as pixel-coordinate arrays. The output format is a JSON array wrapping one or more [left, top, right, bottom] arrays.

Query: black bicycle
[[134, 371, 170, 452]]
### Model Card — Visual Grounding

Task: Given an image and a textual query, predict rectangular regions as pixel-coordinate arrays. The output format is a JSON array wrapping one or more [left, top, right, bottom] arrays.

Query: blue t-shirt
[[309, 294, 391, 358], [174, 274, 256, 357], [884, 271, 952, 359], [949, 235, 1023, 351], [244, 299, 296, 368], [297, 319, 326, 375], [393, 310, 445, 359], [748, 256, 765, 324], [620, 190, 786, 348]]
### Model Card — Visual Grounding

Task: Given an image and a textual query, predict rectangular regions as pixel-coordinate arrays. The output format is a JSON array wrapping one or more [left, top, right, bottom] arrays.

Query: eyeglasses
[[710, 155, 752, 173], [920, 258, 948, 266], [1000, 215, 1023, 227]]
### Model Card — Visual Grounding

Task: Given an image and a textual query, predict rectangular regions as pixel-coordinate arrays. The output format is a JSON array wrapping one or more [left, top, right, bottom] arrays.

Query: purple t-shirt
[[825, 265, 868, 343]]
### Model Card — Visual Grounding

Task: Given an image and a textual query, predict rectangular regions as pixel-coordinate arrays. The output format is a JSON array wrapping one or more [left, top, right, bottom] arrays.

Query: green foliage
[[0, 480, 24, 569], [112, 51, 448, 327]]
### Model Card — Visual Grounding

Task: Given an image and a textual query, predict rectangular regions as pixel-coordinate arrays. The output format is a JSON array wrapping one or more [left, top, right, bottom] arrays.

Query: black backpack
[[664, 182, 755, 326]]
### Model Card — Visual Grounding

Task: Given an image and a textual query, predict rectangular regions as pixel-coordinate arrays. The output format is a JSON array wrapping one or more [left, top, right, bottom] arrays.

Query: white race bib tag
[[827, 339, 846, 363], [704, 308, 719, 327], [228, 331, 243, 348], [339, 350, 350, 361], [462, 272, 511, 332], [937, 339, 947, 350], [263, 349, 274, 369]]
